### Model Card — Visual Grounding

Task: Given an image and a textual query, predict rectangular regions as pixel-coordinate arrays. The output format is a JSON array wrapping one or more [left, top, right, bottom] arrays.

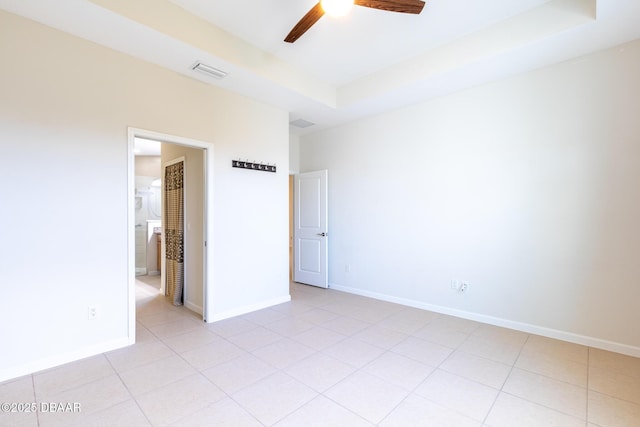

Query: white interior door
[[294, 170, 328, 288]]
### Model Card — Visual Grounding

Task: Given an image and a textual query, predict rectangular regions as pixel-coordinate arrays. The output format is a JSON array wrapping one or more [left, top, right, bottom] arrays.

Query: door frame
[[293, 170, 329, 288], [127, 127, 215, 343]]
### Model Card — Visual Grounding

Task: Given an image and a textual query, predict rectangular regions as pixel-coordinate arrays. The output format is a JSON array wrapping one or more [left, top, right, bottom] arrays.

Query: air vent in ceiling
[[191, 62, 228, 79], [290, 118, 315, 128]]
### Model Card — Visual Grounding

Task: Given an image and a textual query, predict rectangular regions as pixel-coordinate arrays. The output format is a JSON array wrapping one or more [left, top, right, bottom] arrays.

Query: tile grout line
[[132, 307, 256, 426], [103, 352, 154, 427], [130, 299, 236, 425], [586, 346, 591, 425], [405, 328, 491, 425], [480, 331, 532, 426], [365, 317, 480, 425], [487, 336, 591, 424], [278, 301, 422, 425], [31, 374, 40, 427]]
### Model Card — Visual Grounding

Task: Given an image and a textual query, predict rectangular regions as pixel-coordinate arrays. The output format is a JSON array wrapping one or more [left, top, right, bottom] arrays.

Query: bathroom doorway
[[128, 128, 215, 342]]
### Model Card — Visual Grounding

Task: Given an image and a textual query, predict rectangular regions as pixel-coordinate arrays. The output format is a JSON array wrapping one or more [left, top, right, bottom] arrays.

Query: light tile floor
[[2, 281, 640, 426]]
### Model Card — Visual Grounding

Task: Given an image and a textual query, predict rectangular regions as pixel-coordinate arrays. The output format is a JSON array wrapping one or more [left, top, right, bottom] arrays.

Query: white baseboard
[[0, 337, 132, 383], [329, 283, 640, 358], [185, 301, 203, 316], [205, 294, 291, 323]]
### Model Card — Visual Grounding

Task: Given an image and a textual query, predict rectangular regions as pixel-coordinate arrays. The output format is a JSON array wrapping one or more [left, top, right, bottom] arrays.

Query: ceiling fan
[[285, 0, 426, 43]]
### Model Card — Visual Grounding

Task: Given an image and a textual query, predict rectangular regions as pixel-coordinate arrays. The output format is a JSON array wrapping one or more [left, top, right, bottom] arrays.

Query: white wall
[[134, 156, 162, 274], [0, 10, 289, 381], [300, 39, 640, 355], [289, 133, 300, 174]]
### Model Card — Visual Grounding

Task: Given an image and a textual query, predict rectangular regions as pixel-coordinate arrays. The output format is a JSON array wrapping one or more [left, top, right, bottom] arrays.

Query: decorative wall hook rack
[[232, 159, 276, 173]]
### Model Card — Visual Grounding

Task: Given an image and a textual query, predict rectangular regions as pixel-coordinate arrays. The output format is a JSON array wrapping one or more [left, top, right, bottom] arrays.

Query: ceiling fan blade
[[354, 0, 425, 14], [285, 3, 325, 43]]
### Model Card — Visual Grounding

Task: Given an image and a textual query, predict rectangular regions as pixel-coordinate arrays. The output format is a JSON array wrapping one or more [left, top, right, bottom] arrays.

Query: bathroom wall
[[134, 156, 161, 275]]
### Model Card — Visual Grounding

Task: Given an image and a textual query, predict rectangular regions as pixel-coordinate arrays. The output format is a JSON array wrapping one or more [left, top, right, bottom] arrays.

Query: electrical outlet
[[460, 281, 469, 293], [88, 306, 97, 320], [451, 280, 469, 294]]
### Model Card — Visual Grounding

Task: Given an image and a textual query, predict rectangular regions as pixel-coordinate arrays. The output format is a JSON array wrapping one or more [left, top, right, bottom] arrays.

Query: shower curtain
[[164, 160, 184, 306]]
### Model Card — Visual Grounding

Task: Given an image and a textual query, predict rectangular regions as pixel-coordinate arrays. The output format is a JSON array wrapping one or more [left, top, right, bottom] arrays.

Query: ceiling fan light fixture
[[321, 0, 354, 17]]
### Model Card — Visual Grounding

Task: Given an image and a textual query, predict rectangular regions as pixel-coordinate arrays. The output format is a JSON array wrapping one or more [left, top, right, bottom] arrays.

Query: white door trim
[[127, 127, 215, 344]]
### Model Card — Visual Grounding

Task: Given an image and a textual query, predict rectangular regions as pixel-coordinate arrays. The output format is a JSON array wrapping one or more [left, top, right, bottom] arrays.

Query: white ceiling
[[1, 0, 639, 135], [170, 0, 551, 86]]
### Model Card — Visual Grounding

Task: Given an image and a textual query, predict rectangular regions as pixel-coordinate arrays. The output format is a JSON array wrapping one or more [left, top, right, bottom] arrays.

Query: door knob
[[317, 232, 328, 237]]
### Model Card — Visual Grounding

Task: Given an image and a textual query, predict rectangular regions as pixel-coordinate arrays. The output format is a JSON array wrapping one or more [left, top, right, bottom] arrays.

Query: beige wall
[[135, 156, 161, 177], [0, 10, 289, 381]]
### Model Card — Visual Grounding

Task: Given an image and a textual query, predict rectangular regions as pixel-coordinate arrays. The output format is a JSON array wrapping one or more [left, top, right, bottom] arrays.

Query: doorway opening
[[127, 128, 215, 343]]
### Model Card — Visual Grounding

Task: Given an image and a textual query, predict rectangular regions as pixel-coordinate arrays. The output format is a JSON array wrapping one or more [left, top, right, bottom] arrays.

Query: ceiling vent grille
[[191, 62, 228, 79], [290, 118, 315, 128]]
